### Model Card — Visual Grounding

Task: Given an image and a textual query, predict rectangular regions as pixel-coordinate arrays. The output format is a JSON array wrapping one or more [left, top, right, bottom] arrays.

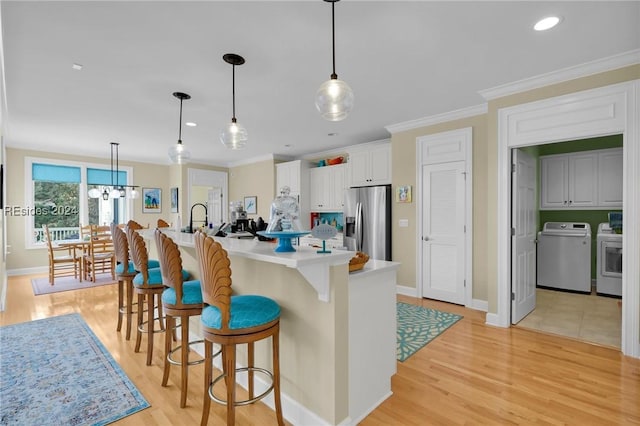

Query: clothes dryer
[[597, 223, 622, 297]]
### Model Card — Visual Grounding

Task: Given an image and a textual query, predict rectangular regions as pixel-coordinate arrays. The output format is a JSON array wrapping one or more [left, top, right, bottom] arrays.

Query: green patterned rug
[[397, 302, 463, 362]]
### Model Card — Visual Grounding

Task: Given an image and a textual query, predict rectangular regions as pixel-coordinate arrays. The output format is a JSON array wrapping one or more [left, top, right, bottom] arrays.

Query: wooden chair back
[[154, 229, 189, 307], [194, 231, 232, 331], [157, 219, 171, 228], [80, 224, 93, 240], [111, 223, 131, 273], [126, 226, 150, 284], [127, 220, 146, 230]]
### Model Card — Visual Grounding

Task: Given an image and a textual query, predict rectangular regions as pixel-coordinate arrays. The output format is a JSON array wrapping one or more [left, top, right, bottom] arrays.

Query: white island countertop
[[143, 229, 354, 302]]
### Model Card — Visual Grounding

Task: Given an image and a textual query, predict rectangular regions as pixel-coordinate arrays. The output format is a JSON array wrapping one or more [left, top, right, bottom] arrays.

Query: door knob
[[422, 236, 429, 241]]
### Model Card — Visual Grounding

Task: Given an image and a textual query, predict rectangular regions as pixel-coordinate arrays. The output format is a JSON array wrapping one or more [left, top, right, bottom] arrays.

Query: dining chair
[[84, 225, 115, 282], [157, 218, 171, 228], [194, 231, 284, 426], [43, 224, 81, 285]]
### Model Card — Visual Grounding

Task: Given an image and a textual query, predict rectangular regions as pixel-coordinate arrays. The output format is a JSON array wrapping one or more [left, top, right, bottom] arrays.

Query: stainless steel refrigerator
[[343, 185, 392, 261]]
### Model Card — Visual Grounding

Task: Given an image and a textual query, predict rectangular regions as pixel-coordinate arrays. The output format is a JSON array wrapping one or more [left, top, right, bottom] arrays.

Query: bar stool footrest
[[208, 367, 274, 407], [167, 339, 207, 366]]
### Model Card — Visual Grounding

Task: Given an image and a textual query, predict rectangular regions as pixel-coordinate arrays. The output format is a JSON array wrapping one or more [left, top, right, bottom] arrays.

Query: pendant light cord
[[331, 1, 337, 79], [177, 98, 183, 144], [110, 142, 114, 187], [232, 64, 236, 121]]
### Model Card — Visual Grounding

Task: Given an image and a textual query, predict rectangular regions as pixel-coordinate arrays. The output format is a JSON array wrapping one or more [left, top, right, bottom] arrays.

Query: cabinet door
[[309, 167, 331, 211], [330, 164, 346, 210], [276, 161, 300, 194], [348, 151, 369, 187], [568, 153, 597, 207], [369, 144, 392, 185], [540, 156, 568, 209], [598, 149, 623, 207]]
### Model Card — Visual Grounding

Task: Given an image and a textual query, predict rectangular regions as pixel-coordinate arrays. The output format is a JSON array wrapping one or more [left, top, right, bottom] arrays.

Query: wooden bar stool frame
[[194, 232, 284, 426], [111, 223, 138, 340], [127, 226, 166, 366], [154, 229, 213, 408]]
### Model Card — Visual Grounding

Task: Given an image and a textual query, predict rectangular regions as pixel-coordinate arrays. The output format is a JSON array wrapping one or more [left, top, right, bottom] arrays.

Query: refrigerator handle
[[355, 201, 363, 251]]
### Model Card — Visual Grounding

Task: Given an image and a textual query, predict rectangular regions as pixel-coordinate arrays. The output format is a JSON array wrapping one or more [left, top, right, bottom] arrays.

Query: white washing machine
[[537, 222, 591, 293], [597, 223, 622, 297]]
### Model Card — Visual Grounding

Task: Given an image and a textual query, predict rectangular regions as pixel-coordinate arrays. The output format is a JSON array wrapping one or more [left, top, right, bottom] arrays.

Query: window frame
[[24, 156, 134, 249]]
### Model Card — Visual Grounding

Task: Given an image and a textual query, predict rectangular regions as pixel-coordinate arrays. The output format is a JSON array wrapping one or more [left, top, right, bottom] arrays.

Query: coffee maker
[[230, 201, 249, 232]]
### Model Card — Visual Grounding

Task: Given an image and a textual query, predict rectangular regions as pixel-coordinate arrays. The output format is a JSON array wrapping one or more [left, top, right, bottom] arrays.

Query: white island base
[[144, 230, 399, 425]]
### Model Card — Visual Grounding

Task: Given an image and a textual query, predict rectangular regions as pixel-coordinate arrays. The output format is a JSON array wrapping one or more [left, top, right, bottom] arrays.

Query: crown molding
[[385, 104, 487, 134], [479, 49, 640, 101], [226, 153, 277, 168]]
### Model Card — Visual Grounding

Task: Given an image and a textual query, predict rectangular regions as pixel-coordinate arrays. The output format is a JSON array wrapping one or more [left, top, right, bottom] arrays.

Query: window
[[25, 157, 134, 248], [32, 163, 81, 243]]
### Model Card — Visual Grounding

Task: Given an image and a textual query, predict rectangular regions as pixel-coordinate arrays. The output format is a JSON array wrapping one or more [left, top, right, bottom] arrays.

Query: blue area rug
[[397, 302, 463, 362], [0, 313, 149, 425]]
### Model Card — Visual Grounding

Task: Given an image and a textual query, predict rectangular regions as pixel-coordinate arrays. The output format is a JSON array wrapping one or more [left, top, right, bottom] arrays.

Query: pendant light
[[168, 92, 192, 164], [220, 53, 248, 150], [315, 0, 354, 121], [87, 142, 139, 199]]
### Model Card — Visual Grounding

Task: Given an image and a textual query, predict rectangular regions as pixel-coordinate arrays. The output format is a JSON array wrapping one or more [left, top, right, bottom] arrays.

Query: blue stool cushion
[[116, 259, 160, 274], [133, 268, 190, 286], [201, 295, 280, 330], [162, 280, 203, 305]]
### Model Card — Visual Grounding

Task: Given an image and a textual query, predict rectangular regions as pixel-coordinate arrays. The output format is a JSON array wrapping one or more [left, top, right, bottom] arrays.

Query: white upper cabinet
[[540, 148, 622, 210], [276, 159, 310, 217], [309, 164, 346, 212], [348, 142, 391, 187], [598, 149, 623, 206]]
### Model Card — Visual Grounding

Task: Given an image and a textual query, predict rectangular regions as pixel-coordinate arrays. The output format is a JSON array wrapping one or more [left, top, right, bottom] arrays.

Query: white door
[[421, 161, 466, 304], [511, 149, 537, 323]]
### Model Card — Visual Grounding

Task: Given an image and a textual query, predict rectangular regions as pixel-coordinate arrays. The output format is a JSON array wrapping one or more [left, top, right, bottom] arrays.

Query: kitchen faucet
[[189, 203, 208, 232]]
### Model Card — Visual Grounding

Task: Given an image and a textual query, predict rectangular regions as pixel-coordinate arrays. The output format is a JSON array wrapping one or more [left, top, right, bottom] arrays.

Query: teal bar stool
[[194, 231, 284, 426], [127, 226, 189, 366], [111, 224, 159, 340], [154, 229, 217, 408]]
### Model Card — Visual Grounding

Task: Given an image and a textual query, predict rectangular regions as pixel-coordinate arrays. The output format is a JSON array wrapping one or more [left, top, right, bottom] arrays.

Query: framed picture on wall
[[396, 185, 412, 203], [143, 188, 162, 213], [244, 196, 257, 214], [170, 187, 178, 213]]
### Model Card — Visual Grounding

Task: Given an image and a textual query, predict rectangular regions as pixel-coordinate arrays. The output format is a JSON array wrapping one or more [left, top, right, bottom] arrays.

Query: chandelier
[[88, 142, 140, 200]]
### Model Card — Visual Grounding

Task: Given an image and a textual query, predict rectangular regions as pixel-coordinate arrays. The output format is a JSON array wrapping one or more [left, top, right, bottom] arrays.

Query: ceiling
[[1, 1, 639, 167]]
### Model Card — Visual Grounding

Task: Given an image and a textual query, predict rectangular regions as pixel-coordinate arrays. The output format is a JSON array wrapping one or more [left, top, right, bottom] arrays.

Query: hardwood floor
[[2, 277, 639, 425]]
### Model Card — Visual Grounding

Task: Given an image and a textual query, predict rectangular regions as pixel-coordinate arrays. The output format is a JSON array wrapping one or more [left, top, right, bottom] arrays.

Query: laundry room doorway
[[495, 80, 640, 359], [511, 136, 624, 348]]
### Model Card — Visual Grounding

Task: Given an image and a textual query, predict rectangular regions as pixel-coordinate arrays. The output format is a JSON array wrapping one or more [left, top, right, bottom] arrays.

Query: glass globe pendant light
[[168, 92, 192, 164], [220, 53, 248, 150], [315, 0, 354, 121]]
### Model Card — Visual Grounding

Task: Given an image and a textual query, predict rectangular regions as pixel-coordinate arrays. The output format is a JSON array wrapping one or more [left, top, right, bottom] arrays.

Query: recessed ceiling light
[[534, 16, 561, 31], [72, 63, 83, 70], [328, 132, 338, 137], [185, 122, 197, 127], [284, 144, 292, 148]]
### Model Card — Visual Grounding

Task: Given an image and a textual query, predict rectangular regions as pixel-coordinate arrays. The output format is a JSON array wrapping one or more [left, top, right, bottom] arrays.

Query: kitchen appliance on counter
[[230, 201, 249, 231], [597, 222, 622, 297], [343, 185, 391, 261], [537, 222, 591, 293]]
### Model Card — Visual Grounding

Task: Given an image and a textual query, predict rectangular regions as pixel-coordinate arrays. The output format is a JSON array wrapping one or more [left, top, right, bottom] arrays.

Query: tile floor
[[516, 288, 622, 348]]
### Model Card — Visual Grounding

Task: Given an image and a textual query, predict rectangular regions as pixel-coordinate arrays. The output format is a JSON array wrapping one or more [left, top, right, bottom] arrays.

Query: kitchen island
[[143, 229, 399, 425]]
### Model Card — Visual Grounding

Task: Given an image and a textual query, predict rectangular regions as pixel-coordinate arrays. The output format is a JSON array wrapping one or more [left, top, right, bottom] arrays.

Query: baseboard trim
[[8, 266, 47, 276], [471, 299, 488, 312], [485, 312, 504, 327], [396, 285, 418, 297]]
